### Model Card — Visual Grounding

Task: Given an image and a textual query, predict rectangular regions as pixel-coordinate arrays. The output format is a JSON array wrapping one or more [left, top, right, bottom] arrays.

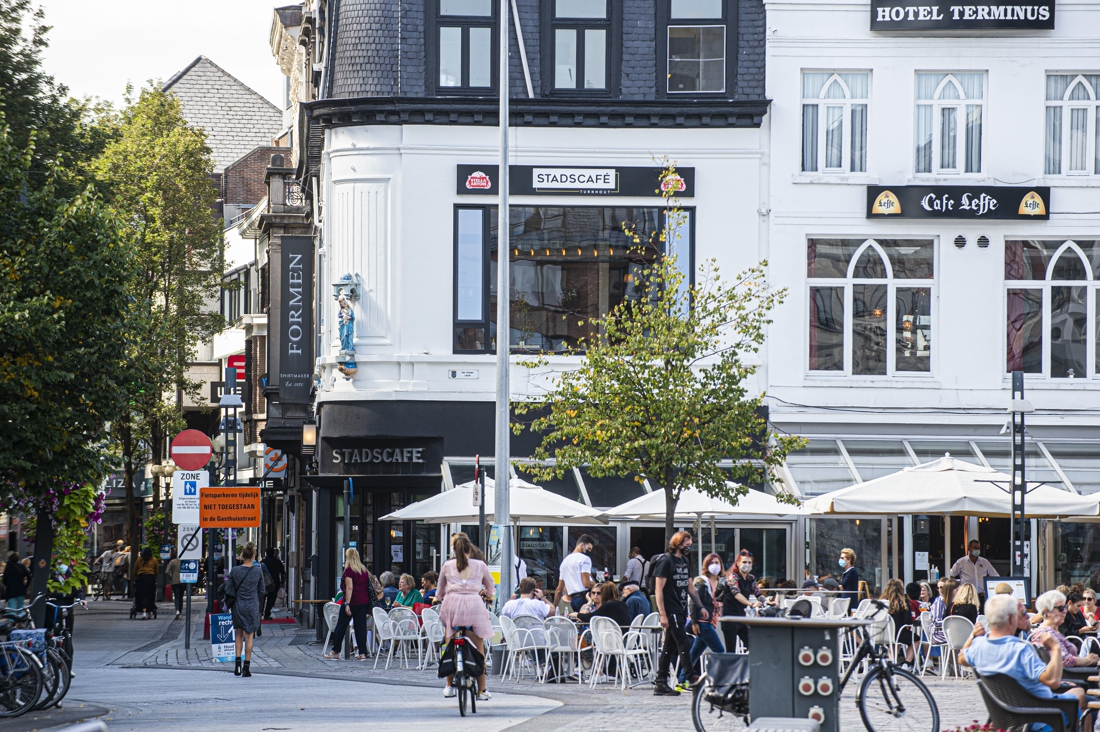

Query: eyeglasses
[[1052, 605, 1067, 613], [1085, 598, 1097, 603]]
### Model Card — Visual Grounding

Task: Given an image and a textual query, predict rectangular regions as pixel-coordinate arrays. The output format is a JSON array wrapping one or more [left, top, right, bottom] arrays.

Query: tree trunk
[[663, 468, 679, 548], [121, 414, 138, 599], [29, 506, 54, 627]]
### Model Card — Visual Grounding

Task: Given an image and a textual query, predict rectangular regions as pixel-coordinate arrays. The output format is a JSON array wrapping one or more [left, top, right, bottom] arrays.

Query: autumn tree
[[515, 165, 803, 544], [93, 87, 225, 572]]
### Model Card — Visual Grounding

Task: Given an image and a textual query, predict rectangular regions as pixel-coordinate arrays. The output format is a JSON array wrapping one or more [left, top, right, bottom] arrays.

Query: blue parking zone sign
[[211, 613, 235, 662], [180, 559, 198, 583], [183, 480, 198, 496]]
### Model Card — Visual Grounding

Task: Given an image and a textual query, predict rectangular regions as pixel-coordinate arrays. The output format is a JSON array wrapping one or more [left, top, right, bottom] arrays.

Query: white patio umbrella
[[380, 476, 607, 525], [600, 483, 805, 567], [803, 455, 1099, 518]]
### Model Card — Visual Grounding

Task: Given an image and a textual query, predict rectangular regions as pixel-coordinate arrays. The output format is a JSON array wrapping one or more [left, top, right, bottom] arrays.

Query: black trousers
[[656, 613, 693, 683], [722, 619, 749, 652], [331, 602, 370, 655], [172, 584, 184, 614], [263, 585, 280, 619]]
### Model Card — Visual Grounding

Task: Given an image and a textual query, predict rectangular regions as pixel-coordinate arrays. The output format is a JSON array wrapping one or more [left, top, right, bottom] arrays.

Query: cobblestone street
[[14, 597, 996, 732]]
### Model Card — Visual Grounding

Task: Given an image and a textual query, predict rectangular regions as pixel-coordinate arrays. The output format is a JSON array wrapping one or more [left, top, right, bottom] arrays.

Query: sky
[[36, 0, 285, 108]]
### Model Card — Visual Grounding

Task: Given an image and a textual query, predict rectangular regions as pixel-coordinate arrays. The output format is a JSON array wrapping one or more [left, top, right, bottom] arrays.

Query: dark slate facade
[[324, 0, 767, 105]]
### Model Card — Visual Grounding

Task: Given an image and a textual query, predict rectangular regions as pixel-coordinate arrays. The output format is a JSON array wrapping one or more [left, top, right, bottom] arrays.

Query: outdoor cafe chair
[[827, 597, 850, 618], [977, 672, 1080, 732], [499, 615, 548, 682], [418, 607, 444, 669], [321, 602, 340, 656], [371, 606, 398, 670], [919, 611, 950, 677], [588, 617, 648, 690], [942, 615, 974, 679], [543, 616, 580, 682]]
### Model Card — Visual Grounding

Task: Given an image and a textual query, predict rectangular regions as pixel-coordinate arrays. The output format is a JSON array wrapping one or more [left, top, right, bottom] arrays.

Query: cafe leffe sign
[[457, 164, 694, 197], [870, 0, 1054, 29], [867, 185, 1050, 220]]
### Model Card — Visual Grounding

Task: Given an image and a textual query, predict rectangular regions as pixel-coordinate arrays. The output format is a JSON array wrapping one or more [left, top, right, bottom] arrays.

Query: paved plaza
[[1, 598, 997, 732]]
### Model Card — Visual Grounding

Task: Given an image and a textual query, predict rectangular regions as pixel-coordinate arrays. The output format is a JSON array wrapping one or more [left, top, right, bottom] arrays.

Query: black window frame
[[656, 0, 738, 99], [427, 0, 499, 96], [452, 203, 696, 355], [541, 0, 621, 97]]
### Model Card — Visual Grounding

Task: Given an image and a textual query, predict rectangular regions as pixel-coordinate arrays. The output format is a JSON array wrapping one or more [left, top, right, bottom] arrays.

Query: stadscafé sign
[[870, 0, 1055, 29], [867, 185, 1050, 220], [456, 164, 695, 197]]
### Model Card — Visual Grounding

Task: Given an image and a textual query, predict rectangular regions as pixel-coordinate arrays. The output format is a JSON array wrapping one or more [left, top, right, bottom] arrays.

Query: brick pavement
[[107, 602, 990, 731]]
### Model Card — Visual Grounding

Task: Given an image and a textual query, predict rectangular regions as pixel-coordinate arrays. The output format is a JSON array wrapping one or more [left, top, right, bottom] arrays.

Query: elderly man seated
[[621, 581, 651, 619], [959, 594, 1091, 732], [501, 577, 556, 620]]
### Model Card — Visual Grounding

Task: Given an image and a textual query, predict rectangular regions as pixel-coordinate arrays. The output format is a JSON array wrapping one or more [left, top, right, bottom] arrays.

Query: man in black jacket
[[262, 547, 286, 620]]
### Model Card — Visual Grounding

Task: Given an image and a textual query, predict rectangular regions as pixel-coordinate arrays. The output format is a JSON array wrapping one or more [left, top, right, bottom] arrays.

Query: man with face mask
[[554, 535, 596, 612], [951, 540, 998, 608], [716, 548, 762, 654], [652, 531, 708, 696]]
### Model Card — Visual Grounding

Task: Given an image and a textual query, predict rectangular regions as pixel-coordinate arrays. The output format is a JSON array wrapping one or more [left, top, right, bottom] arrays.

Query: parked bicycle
[[692, 600, 939, 732], [0, 594, 81, 713]]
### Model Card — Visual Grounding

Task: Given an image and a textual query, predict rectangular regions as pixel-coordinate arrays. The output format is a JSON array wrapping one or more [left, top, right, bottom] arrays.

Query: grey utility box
[[726, 616, 868, 732]]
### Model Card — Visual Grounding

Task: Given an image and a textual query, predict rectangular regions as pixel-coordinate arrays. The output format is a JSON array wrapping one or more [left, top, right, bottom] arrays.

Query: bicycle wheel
[[692, 685, 749, 732], [858, 665, 939, 732], [0, 646, 43, 717], [456, 647, 467, 717], [31, 650, 59, 711], [44, 648, 70, 708]]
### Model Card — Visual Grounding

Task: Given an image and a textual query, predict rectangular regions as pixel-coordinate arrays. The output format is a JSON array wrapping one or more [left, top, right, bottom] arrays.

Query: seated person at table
[[574, 582, 633, 627], [1060, 590, 1090, 637], [1031, 589, 1100, 668], [1082, 589, 1100, 625], [421, 571, 439, 604], [393, 573, 424, 608], [882, 579, 916, 664], [379, 572, 398, 609], [950, 582, 981, 623], [501, 577, 556, 620], [621, 581, 651, 619], [960, 594, 1090, 732]]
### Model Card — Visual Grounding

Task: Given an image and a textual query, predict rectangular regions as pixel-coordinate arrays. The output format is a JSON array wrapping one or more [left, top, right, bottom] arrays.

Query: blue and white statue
[[332, 273, 362, 378]]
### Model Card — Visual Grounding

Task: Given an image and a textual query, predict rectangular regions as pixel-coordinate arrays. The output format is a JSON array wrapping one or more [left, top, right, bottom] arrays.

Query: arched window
[[807, 238, 934, 376], [801, 71, 869, 174], [915, 72, 984, 175], [1005, 239, 1100, 378], [1045, 74, 1100, 176]]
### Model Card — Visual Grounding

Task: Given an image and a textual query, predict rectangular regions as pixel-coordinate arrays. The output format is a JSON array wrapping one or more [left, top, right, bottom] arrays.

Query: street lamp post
[[1009, 370, 1035, 577]]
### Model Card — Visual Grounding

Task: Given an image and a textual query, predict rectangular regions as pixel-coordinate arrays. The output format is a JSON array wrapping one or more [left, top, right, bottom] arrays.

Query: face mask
[[708, 563, 721, 575], [970, 550, 980, 558], [739, 563, 752, 572], [838, 558, 846, 568]]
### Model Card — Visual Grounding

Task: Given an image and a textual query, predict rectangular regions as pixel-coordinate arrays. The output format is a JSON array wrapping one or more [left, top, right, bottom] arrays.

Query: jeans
[[679, 622, 725, 683], [6, 597, 23, 610], [570, 594, 587, 612], [656, 613, 693, 684], [331, 602, 370, 655]]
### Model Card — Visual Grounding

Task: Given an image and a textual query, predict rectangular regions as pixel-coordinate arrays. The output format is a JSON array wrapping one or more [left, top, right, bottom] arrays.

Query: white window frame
[[807, 238, 936, 378], [1003, 240, 1098, 379], [801, 72, 870, 174], [1045, 74, 1100, 177], [915, 73, 985, 176]]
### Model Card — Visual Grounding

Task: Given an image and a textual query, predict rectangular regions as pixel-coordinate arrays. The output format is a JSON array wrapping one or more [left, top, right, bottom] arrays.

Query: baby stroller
[[129, 598, 158, 619]]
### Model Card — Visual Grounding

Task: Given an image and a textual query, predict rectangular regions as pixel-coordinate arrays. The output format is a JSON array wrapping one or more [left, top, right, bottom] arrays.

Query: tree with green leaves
[[514, 165, 804, 544], [93, 87, 225, 573]]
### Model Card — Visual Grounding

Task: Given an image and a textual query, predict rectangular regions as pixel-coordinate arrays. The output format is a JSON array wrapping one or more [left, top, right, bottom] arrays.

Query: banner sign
[[199, 487, 261, 528], [279, 235, 313, 403], [870, 0, 1054, 30], [457, 165, 695, 197], [867, 185, 1050, 220], [211, 613, 235, 662]]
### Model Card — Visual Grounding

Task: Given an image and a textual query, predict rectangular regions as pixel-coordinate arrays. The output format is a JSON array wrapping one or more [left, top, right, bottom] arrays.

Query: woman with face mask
[[715, 549, 763, 652], [838, 548, 859, 609], [676, 553, 726, 688]]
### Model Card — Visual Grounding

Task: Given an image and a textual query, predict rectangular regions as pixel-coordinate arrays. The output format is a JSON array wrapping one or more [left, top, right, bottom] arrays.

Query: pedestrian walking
[[2, 552, 29, 609], [228, 542, 266, 677], [438, 532, 495, 702], [134, 548, 159, 619], [323, 548, 375, 660], [261, 547, 286, 620], [96, 542, 121, 600], [652, 531, 708, 696], [166, 550, 183, 619]]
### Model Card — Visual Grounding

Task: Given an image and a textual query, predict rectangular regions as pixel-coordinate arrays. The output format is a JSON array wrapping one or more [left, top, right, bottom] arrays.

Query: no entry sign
[[199, 487, 261, 528], [170, 430, 213, 471]]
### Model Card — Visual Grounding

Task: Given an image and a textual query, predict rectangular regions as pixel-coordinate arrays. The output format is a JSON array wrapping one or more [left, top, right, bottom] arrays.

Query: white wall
[[315, 123, 767, 405], [764, 0, 1100, 428]]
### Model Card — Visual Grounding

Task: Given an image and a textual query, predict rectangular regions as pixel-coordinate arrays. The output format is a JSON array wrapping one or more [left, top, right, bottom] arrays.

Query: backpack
[[643, 553, 663, 596]]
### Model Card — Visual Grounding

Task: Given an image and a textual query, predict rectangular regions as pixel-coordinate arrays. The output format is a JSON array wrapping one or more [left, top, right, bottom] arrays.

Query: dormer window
[[437, 0, 495, 91], [662, 0, 733, 95]]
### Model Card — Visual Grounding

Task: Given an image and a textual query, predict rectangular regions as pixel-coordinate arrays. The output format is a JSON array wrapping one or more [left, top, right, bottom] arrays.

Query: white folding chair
[[828, 597, 851, 618], [941, 615, 974, 680], [387, 607, 422, 668], [371, 606, 397, 669], [321, 602, 340, 655], [544, 616, 580, 682], [589, 617, 649, 690], [640, 612, 663, 673], [418, 607, 443, 669], [499, 615, 548, 682]]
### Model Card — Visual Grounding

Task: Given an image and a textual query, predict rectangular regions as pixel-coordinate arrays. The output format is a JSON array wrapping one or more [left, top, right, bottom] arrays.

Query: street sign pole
[[1010, 371, 1028, 576]]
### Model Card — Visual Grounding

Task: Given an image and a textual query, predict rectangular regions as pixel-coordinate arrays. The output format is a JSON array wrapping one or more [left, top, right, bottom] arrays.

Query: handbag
[[368, 573, 384, 602], [277, 587, 287, 601], [221, 576, 236, 610]]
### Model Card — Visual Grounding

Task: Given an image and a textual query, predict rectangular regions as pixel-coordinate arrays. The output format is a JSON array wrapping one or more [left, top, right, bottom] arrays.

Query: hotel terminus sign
[[870, 0, 1055, 29]]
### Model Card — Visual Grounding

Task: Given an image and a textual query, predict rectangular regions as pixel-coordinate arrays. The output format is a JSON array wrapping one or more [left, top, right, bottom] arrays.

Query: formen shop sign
[[870, 0, 1054, 29]]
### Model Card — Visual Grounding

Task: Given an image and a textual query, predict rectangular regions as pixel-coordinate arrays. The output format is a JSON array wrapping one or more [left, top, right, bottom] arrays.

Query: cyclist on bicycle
[[438, 532, 495, 702]]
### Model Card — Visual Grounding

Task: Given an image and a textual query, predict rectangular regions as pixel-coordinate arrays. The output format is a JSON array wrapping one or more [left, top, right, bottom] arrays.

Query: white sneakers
[[443, 685, 456, 698], [476, 690, 492, 701]]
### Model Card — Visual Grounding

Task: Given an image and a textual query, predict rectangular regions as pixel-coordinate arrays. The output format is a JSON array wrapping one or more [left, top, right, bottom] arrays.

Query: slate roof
[[163, 56, 284, 173]]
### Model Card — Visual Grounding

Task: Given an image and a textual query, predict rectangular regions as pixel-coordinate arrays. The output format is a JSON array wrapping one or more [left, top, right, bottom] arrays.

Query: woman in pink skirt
[[437, 532, 495, 701]]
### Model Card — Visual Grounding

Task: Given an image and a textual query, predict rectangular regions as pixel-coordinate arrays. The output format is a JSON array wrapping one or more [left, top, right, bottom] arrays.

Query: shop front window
[[1054, 522, 1100, 590], [808, 238, 934, 376], [517, 525, 565, 589], [570, 526, 617, 581], [808, 517, 882, 596], [453, 205, 693, 354]]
